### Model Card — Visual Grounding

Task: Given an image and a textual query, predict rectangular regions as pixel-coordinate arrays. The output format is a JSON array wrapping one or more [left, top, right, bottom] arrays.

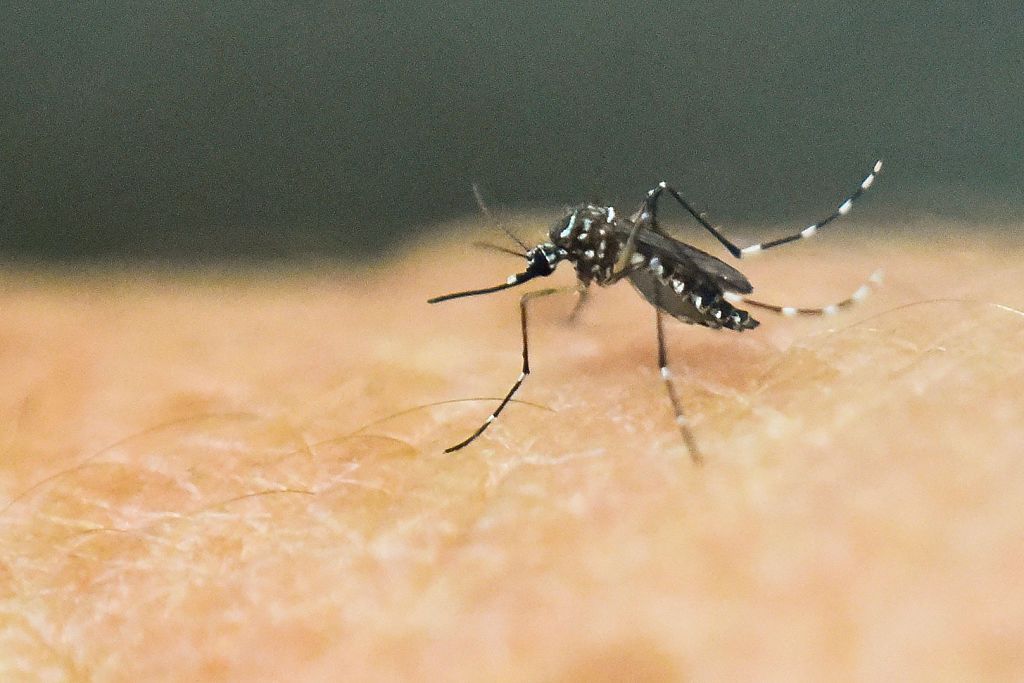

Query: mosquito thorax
[[549, 205, 614, 246], [548, 204, 624, 285]]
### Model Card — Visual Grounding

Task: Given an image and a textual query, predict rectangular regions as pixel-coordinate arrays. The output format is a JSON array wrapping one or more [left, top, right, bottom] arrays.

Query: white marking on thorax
[[559, 213, 577, 239]]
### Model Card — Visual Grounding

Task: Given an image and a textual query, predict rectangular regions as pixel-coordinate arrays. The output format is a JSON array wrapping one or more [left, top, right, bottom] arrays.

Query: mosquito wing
[[628, 266, 707, 325], [624, 230, 758, 330], [627, 229, 753, 294]]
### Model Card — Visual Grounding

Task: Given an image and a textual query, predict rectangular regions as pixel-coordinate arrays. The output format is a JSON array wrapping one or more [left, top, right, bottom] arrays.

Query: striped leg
[[443, 287, 567, 453], [644, 160, 883, 260], [723, 269, 884, 317], [655, 299, 703, 464]]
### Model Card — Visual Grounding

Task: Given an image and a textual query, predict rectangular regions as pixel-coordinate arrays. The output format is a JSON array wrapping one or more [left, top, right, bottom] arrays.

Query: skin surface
[[1, 220, 1023, 681]]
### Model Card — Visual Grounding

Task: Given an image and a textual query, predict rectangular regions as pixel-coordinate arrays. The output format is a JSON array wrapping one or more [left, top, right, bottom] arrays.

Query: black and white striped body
[[548, 204, 759, 331], [429, 160, 884, 459]]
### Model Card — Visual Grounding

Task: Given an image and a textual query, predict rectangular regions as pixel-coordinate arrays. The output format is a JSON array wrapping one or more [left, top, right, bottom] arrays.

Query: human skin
[[1, 220, 1023, 681]]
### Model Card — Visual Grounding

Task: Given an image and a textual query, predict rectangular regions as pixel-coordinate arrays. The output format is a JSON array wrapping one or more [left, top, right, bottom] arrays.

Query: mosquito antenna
[[472, 240, 525, 258], [472, 183, 529, 251]]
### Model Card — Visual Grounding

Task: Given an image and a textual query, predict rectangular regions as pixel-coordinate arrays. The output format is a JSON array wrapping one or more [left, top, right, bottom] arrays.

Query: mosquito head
[[524, 242, 563, 277]]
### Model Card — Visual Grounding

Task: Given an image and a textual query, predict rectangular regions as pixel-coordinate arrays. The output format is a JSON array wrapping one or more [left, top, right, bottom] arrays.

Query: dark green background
[[2, 1, 1021, 261]]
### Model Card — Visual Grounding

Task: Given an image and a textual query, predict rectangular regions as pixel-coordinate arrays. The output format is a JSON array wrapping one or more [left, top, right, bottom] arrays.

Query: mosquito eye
[[525, 248, 554, 275]]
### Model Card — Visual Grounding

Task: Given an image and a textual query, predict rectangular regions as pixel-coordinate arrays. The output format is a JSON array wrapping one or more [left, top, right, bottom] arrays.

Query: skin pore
[[1, 220, 1023, 680]]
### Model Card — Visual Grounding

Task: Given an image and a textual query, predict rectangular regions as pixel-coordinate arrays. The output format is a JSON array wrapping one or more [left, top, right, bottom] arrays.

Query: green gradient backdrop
[[2, 1, 1021, 260]]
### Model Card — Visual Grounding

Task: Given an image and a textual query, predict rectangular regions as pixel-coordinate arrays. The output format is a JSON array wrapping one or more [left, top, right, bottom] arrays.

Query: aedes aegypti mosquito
[[429, 161, 883, 462]]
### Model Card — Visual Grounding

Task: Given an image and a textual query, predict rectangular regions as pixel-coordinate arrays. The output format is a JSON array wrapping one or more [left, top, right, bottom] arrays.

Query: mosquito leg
[[443, 286, 570, 453], [566, 284, 590, 325], [724, 269, 884, 317], [644, 160, 882, 260], [655, 297, 703, 465], [610, 218, 646, 280]]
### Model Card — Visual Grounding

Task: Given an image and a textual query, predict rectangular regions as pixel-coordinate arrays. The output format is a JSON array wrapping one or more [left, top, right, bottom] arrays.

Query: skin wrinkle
[[1, 224, 1024, 680]]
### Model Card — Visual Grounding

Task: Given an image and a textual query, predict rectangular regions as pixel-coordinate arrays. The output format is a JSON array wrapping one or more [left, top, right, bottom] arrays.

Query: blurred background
[[1, 1, 1021, 262]]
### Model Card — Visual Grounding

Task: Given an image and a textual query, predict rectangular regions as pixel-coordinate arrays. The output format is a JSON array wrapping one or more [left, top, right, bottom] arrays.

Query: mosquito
[[429, 161, 884, 463]]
